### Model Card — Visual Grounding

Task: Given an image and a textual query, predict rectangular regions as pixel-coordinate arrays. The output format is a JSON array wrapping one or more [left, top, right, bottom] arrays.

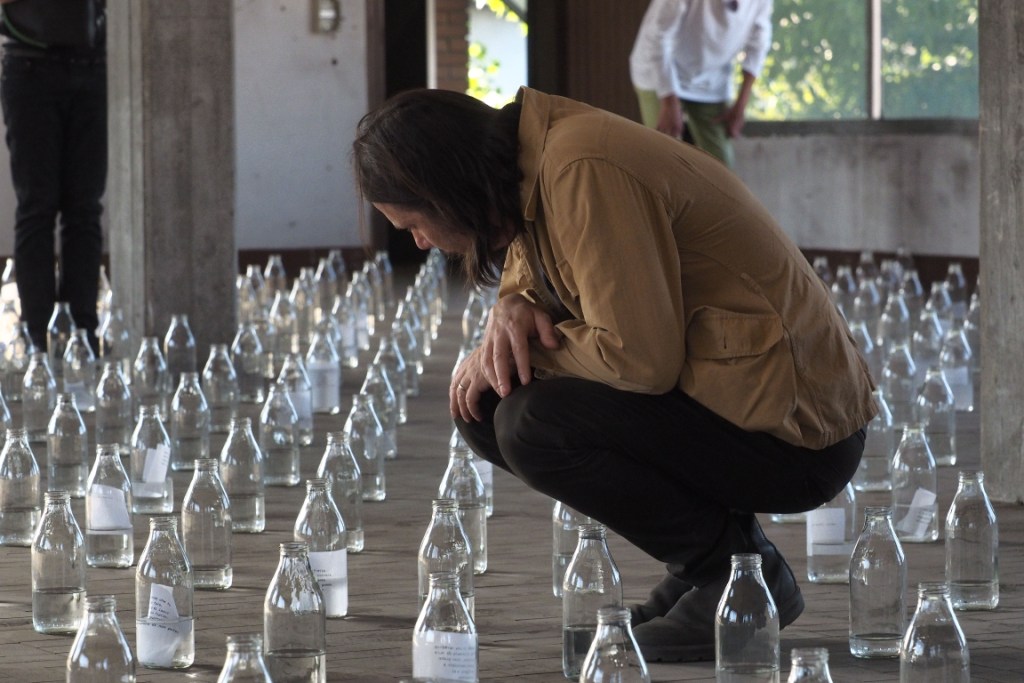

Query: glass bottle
[[245, 263, 269, 310], [347, 273, 371, 351], [345, 393, 385, 501], [315, 431, 363, 552], [170, 371, 211, 472], [31, 489, 86, 634], [785, 647, 833, 683], [361, 361, 398, 460], [939, 325, 973, 411], [578, 606, 650, 683], [853, 389, 894, 492], [219, 416, 265, 533], [438, 446, 487, 575], [263, 254, 287, 301], [231, 322, 267, 404], [163, 313, 197, 389], [562, 523, 623, 680], [963, 290, 981, 404], [305, 323, 341, 415], [236, 274, 261, 327], [891, 425, 938, 543], [806, 483, 857, 584], [412, 571, 477, 683], [925, 281, 954, 334], [98, 305, 133, 380], [95, 361, 133, 451], [849, 320, 881, 383], [259, 380, 299, 486], [313, 257, 337, 323], [945, 471, 998, 610], [136, 516, 194, 669], [812, 255, 833, 287], [47, 393, 89, 498], [915, 366, 956, 466], [552, 500, 593, 598], [0, 427, 41, 546], [912, 308, 945, 389], [899, 582, 970, 683], [830, 264, 857, 317], [202, 344, 240, 434], [47, 301, 75, 389], [85, 444, 133, 568], [129, 405, 173, 514], [417, 498, 474, 617], [326, 249, 347, 291], [63, 328, 97, 413], [373, 331, 407, 423], [393, 306, 422, 395], [715, 553, 780, 682], [0, 384, 10, 438], [67, 596, 137, 681], [263, 542, 326, 682], [23, 351, 57, 442], [330, 292, 359, 369], [217, 633, 273, 683], [2, 319, 33, 402], [849, 507, 906, 658], [290, 268, 318, 348], [132, 336, 171, 418], [881, 343, 917, 432], [374, 250, 395, 314], [944, 262, 969, 324], [293, 478, 348, 618], [182, 458, 233, 590], [278, 352, 313, 446]]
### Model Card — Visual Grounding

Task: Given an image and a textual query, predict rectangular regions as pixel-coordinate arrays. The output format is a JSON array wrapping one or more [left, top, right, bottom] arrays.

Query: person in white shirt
[[629, 0, 773, 167]]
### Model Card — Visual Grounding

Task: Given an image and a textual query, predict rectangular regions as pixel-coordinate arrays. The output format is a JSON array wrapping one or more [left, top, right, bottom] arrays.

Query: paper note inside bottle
[[309, 548, 348, 615], [806, 507, 848, 555], [88, 484, 131, 531], [143, 444, 171, 483], [412, 631, 477, 682], [896, 488, 937, 538]]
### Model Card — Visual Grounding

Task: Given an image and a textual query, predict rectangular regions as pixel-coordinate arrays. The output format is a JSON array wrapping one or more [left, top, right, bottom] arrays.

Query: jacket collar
[[515, 86, 551, 224]]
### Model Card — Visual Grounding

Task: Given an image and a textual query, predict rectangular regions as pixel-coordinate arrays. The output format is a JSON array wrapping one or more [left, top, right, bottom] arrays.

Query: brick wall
[[434, 0, 469, 92]]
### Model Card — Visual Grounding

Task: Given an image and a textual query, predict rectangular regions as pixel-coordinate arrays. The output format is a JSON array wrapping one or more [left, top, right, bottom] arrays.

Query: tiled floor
[[0, 278, 1020, 682]]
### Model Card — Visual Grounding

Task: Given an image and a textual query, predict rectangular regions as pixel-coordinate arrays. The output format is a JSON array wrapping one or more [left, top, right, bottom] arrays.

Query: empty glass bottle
[[290, 268, 317, 348], [85, 445, 133, 568], [313, 257, 337, 322], [330, 293, 359, 369], [345, 393, 385, 501], [47, 301, 75, 389], [231, 322, 267, 405], [412, 571, 477, 683], [170, 371, 211, 471], [259, 380, 299, 486], [438, 446, 487, 575], [899, 582, 970, 683], [849, 507, 906, 659], [552, 500, 592, 598], [875, 291, 911, 355], [418, 498, 474, 617], [279, 352, 313, 446], [63, 329, 96, 413], [132, 337, 171, 418], [579, 606, 650, 683], [202, 344, 240, 434], [716, 553, 780, 682], [136, 516, 194, 669], [305, 324, 342, 415], [915, 366, 956, 466], [891, 425, 939, 543], [129, 405, 173, 514], [182, 458, 233, 590], [66, 595, 136, 682], [374, 332, 408, 423], [97, 305, 133, 381], [293, 478, 348, 618], [47, 393, 89, 498], [853, 389, 894, 492], [163, 313, 197, 389], [220, 416, 265, 533], [912, 308, 945, 389], [945, 471, 998, 610], [32, 489, 86, 634], [95, 361, 133, 451], [881, 343, 917, 432], [268, 291, 297, 374], [786, 647, 833, 683], [315, 431, 363, 552], [361, 361, 398, 460], [806, 483, 857, 584], [217, 633, 272, 683], [2, 319, 33, 402], [23, 351, 57, 442], [0, 427, 41, 545], [939, 325, 973, 411], [563, 523, 623, 680], [263, 542, 326, 683]]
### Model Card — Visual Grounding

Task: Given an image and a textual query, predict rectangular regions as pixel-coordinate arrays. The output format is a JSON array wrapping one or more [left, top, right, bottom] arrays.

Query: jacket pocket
[[686, 307, 783, 360]]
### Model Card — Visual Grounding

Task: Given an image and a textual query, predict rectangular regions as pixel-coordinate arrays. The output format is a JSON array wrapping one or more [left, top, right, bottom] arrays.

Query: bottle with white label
[[130, 405, 174, 514], [182, 458, 232, 590], [891, 425, 939, 543], [263, 542, 326, 682], [316, 431, 363, 552], [85, 444, 134, 568], [278, 353, 313, 446], [305, 324, 342, 415], [219, 416, 265, 533], [46, 392, 89, 498], [806, 482, 857, 584], [412, 571, 477, 683], [170, 371, 210, 472], [136, 516, 194, 669], [293, 478, 348, 618]]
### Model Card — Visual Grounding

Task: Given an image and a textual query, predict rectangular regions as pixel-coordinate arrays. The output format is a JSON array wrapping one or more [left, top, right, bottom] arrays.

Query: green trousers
[[635, 88, 734, 168]]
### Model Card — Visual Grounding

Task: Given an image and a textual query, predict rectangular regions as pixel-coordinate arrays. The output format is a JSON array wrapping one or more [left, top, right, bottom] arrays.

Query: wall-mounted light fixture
[[312, 0, 341, 33]]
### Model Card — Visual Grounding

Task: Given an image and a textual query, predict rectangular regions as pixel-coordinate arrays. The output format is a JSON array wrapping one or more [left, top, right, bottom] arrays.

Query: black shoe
[[628, 573, 693, 627]]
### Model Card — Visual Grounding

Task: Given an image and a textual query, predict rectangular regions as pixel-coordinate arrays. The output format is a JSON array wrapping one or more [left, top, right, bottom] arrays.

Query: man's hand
[[714, 102, 746, 139], [657, 95, 684, 138]]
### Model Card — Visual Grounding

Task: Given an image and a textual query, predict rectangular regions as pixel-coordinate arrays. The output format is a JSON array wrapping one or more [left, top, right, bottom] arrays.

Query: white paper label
[[137, 617, 192, 668], [307, 362, 341, 412], [308, 548, 348, 616], [88, 484, 132, 531], [896, 488, 937, 538], [289, 389, 313, 427], [412, 630, 477, 682], [806, 508, 847, 556], [142, 444, 171, 483]]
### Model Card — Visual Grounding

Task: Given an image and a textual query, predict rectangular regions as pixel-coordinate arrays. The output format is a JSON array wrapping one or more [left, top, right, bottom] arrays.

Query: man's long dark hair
[[352, 89, 523, 286]]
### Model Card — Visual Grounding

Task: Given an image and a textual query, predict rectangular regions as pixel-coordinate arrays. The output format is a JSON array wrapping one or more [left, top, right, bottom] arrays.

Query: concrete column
[[107, 1, 236, 359], [979, 1, 1024, 502]]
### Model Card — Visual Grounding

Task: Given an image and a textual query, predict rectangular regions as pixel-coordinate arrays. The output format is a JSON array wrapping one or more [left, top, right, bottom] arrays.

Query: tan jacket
[[499, 88, 876, 450]]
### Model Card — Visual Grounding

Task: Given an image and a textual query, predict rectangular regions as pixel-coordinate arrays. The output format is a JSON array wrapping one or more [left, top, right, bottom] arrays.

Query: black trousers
[[1, 52, 107, 352], [457, 377, 864, 578]]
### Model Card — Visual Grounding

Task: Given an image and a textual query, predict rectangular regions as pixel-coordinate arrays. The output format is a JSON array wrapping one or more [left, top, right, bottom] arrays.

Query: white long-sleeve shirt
[[629, 0, 773, 103]]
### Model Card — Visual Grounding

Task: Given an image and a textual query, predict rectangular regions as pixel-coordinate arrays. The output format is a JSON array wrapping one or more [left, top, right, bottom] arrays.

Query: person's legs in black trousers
[[457, 377, 864, 661]]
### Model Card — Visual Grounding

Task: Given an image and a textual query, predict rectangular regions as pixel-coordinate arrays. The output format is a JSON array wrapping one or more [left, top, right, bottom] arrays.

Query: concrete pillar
[[979, 1, 1024, 502], [107, 2, 236, 359]]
